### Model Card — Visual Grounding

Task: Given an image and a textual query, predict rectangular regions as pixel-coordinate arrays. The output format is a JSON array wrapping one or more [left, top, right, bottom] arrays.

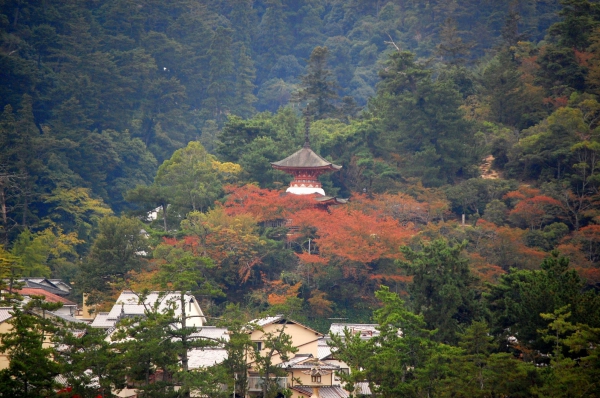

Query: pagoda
[[271, 117, 341, 196]]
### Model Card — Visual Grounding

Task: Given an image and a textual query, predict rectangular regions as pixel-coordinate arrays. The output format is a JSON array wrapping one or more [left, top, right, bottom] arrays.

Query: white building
[[91, 290, 205, 330]]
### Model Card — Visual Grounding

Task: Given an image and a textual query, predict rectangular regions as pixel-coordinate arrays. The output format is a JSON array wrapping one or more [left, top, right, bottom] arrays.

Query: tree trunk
[[162, 203, 168, 231], [180, 293, 190, 398]]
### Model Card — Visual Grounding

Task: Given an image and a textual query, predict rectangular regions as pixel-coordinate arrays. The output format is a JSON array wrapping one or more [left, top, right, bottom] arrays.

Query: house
[[247, 315, 323, 364], [187, 326, 229, 369], [17, 288, 78, 318], [0, 308, 13, 369], [90, 290, 205, 330], [0, 301, 85, 370], [13, 278, 72, 296], [246, 315, 327, 396]]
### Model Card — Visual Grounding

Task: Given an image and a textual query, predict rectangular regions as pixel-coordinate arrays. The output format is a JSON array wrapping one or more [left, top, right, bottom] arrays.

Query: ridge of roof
[[248, 315, 323, 336]]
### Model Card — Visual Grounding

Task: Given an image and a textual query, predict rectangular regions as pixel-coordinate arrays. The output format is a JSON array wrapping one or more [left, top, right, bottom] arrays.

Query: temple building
[[271, 118, 343, 199]]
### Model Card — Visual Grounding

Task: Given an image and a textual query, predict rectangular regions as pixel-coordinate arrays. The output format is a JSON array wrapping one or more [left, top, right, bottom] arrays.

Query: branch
[[384, 32, 401, 52]]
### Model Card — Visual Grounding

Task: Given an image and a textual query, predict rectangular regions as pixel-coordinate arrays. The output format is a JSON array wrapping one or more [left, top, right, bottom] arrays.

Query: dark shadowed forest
[[2, 0, 600, 397]]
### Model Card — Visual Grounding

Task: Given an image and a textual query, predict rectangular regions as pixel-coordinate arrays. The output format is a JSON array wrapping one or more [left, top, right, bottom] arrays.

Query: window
[[311, 375, 321, 383], [254, 342, 262, 352]]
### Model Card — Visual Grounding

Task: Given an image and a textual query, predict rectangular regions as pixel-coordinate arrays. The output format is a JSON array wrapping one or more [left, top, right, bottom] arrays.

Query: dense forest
[[2, 0, 600, 396]]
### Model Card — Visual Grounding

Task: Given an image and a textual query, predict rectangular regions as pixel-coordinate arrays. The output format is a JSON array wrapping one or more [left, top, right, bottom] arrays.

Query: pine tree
[[0, 298, 63, 398], [295, 46, 339, 119], [204, 27, 235, 124], [233, 45, 257, 118], [398, 239, 482, 344]]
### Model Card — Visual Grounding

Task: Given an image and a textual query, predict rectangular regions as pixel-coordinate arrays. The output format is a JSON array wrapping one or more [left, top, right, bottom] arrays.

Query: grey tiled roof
[[0, 308, 13, 323], [90, 312, 114, 328], [49, 311, 85, 324], [107, 291, 198, 319], [189, 326, 229, 342], [248, 315, 284, 328], [319, 386, 350, 398], [354, 382, 372, 395], [187, 348, 228, 369], [279, 353, 313, 368], [272, 147, 342, 170], [318, 338, 332, 359], [329, 323, 379, 339], [292, 386, 349, 398]]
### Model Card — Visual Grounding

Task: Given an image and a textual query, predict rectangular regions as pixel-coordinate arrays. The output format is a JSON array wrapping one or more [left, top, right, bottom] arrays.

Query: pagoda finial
[[303, 109, 311, 148]]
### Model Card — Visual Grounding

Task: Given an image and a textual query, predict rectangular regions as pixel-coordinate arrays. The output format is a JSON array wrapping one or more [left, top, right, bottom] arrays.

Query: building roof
[[0, 307, 13, 323], [354, 382, 372, 396], [90, 312, 114, 328], [49, 311, 85, 324], [91, 291, 205, 330], [7, 278, 71, 296], [17, 288, 77, 306], [317, 338, 332, 360], [279, 354, 339, 370], [291, 386, 349, 398], [189, 326, 230, 342], [329, 323, 380, 339], [248, 315, 323, 337], [187, 348, 228, 369], [271, 147, 341, 171]]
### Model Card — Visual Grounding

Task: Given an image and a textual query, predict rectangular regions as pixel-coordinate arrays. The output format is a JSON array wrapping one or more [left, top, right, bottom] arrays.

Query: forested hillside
[[2, 0, 600, 395]]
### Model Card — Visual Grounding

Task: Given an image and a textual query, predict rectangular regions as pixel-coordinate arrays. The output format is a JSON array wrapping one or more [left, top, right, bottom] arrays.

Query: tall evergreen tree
[[398, 239, 482, 344], [204, 27, 235, 124], [371, 51, 477, 186], [295, 46, 339, 119], [233, 45, 258, 118]]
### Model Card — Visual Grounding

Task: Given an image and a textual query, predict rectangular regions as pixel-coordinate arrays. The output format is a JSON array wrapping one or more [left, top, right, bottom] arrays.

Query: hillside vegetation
[[2, 1, 600, 396]]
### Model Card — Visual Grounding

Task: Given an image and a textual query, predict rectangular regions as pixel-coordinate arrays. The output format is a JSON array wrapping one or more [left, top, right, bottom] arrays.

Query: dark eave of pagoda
[[271, 111, 342, 172], [271, 147, 342, 171]]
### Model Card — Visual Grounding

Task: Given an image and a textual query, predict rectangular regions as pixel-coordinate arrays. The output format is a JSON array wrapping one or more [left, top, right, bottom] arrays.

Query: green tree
[[217, 304, 252, 398], [249, 320, 298, 398], [154, 141, 241, 215], [295, 46, 339, 119], [55, 325, 125, 397], [0, 298, 63, 398], [533, 306, 600, 397], [329, 286, 438, 398], [204, 27, 235, 123], [10, 228, 81, 279], [233, 45, 258, 118], [548, 0, 600, 50], [399, 239, 482, 344], [440, 321, 536, 397], [153, 240, 223, 397], [486, 251, 600, 351], [76, 216, 149, 306], [372, 51, 477, 186]]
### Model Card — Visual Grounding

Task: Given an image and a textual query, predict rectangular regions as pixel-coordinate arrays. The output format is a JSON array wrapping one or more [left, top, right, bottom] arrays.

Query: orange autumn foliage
[[467, 252, 505, 285], [350, 192, 448, 225], [504, 187, 562, 230], [223, 184, 315, 222], [307, 290, 334, 316], [163, 207, 266, 283], [264, 279, 302, 305], [296, 252, 328, 265], [295, 206, 414, 263], [475, 219, 546, 270]]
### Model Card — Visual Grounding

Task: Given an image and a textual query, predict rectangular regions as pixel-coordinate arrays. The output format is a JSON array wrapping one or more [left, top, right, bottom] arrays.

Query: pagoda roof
[[271, 147, 342, 171]]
